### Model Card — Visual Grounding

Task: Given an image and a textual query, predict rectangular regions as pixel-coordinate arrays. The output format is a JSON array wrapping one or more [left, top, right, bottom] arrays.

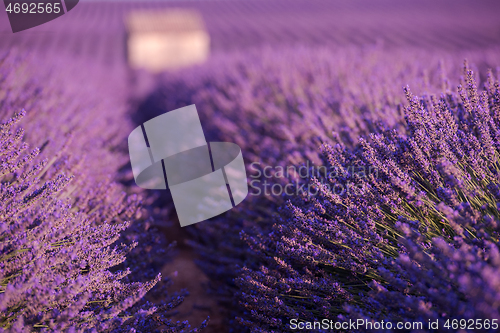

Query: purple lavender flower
[[235, 63, 500, 332], [0, 50, 205, 332], [143, 46, 500, 332]]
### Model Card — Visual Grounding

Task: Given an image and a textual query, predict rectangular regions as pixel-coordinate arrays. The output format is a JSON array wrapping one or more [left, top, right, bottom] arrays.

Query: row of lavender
[[0, 51, 208, 332], [143, 45, 500, 332], [1, 0, 500, 66]]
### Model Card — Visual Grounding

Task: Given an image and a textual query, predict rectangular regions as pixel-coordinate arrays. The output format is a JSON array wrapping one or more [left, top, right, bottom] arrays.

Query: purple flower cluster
[[237, 63, 500, 332], [145, 46, 500, 331], [4, 1, 499, 331], [0, 51, 205, 332]]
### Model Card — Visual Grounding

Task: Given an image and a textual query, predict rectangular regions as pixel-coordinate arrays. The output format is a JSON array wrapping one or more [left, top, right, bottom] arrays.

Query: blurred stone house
[[125, 9, 210, 72]]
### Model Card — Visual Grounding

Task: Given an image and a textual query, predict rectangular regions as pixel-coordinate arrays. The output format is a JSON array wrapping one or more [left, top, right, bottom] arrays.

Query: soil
[[161, 223, 227, 333]]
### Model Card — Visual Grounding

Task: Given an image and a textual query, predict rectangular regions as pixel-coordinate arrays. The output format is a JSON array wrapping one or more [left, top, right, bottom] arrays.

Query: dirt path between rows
[[161, 223, 227, 333]]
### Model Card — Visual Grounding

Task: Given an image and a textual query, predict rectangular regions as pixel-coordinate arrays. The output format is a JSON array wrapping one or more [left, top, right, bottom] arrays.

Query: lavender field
[[1, 0, 500, 332]]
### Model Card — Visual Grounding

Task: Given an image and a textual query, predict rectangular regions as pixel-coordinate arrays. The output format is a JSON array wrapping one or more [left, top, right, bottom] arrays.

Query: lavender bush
[[4, 1, 499, 331], [0, 51, 206, 332], [141, 46, 500, 331], [237, 63, 500, 332]]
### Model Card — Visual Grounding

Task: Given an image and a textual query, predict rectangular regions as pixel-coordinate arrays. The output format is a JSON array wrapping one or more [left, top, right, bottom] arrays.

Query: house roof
[[125, 9, 206, 34]]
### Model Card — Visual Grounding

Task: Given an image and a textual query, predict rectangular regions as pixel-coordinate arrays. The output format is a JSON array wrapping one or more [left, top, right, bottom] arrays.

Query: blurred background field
[[1, 0, 500, 65], [1, 1, 500, 332]]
